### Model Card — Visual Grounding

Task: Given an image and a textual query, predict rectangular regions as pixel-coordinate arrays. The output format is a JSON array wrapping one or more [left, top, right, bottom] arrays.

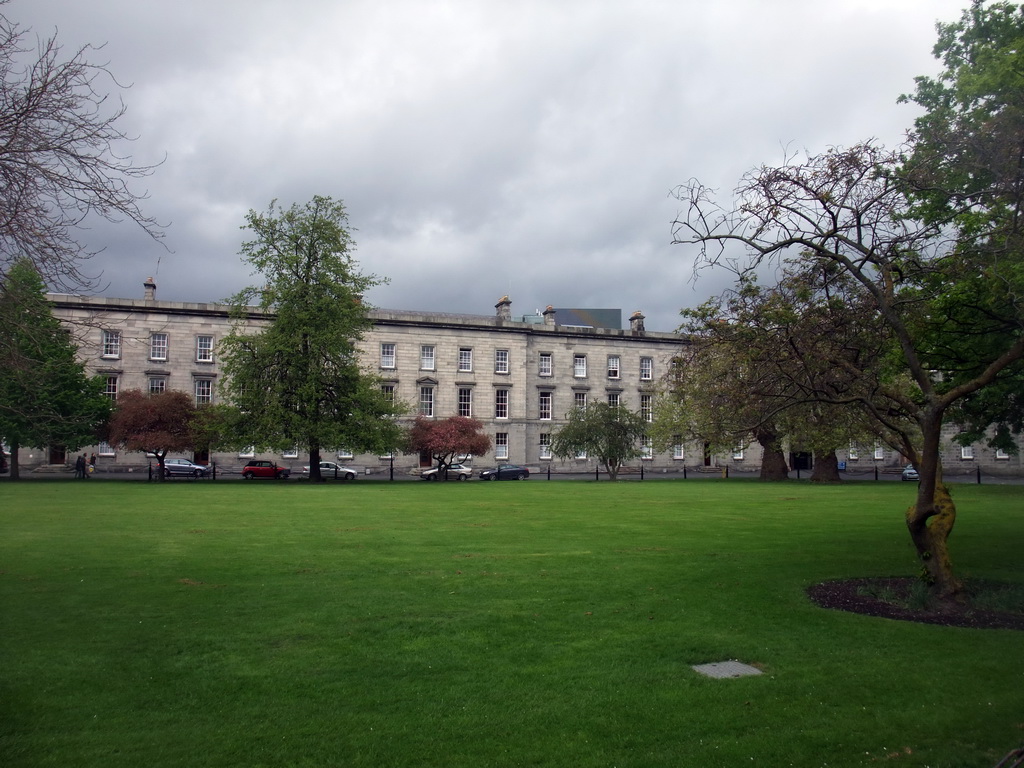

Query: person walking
[[75, 454, 85, 479]]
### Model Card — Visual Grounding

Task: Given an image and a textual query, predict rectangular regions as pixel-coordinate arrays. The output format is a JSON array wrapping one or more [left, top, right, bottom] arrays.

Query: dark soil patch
[[807, 577, 1024, 630]]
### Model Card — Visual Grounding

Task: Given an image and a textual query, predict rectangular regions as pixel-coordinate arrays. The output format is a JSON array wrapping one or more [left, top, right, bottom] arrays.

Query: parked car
[[163, 458, 210, 478], [303, 461, 357, 480], [242, 460, 291, 480], [479, 464, 529, 481], [420, 463, 473, 481], [901, 464, 920, 482]]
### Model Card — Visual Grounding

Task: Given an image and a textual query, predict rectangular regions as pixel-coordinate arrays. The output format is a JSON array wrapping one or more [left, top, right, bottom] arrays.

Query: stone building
[[12, 279, 1021, 478]]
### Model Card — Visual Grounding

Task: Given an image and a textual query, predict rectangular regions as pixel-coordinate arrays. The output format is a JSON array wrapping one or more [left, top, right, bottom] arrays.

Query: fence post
[[547, 465, 551, 481], [977, 465, 982, 485], [595, 465, 599, 482]]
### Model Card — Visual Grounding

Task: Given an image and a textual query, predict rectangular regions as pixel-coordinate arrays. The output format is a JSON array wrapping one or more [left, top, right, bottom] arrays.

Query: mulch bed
[[807, 577, 1024, 630]]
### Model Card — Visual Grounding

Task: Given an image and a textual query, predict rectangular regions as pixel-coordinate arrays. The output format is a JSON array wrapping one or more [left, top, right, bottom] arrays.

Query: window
[[673, 437, 685, 460], [641, 436, 653, 459], [98, 441, 116, 457], [419, 386, 434, 417], [103, 376, 118, 400], [101, 330, 121, 359], [337, 448, 354, 459], [573, 354, 587, 378], [458, 387, 473, 417], [539, 391, 552, 420], [640, 357, 653, 381], [196, 335, 214, 362], [380, 343, 396, 369], [194, 379, 213, 405], [494, 349, 510, 374], [539, 434, 552, 460], [148, 377, 167, 395], [495, 389, 508, 419], [996, 448, 1010, 460], [458, 347, 473, 372], [640, 394, 653, 422], [495, 432, 508, 460], [539, 353, 552, 377], [575, 448, 587, 460], [420, 345, 435, 370], [380, 383, 395, 401], [873, 444, 885, 460], [961, 445, 974, 460], [282, 447, 299, 458], [733, 445, 745, 460], [150, 333, 168, 361], [607, 355, 620, 379], [239, 446, 255, 458], [574, 391, 588, 409], [607, 392, 620, 408], [848, 444, 859, 461]]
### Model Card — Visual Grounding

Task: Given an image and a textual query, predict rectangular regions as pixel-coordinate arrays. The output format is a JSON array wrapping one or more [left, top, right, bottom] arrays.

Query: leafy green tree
[[0, 259, 111, 478], [404, 416, 492, 480], [551, 402, 648, 481], [105, 389, 198, 480], [219, 196, 404, 481]]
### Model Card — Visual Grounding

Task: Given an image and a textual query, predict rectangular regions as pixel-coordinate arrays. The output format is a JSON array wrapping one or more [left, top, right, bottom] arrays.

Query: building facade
[[12, 280, 1022, 478]]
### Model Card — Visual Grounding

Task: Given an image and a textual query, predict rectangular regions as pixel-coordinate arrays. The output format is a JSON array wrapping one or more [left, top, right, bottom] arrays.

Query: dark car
[[242, 460, 291, 480], [479, 464, 529, 481], [163, 458, 209, 478]]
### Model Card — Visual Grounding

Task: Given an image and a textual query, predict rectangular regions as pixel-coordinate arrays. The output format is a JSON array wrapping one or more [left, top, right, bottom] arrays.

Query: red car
[[242, 460, 291, 480]]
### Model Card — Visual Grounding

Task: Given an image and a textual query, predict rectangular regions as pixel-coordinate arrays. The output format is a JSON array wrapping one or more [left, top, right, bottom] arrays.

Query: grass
[[1, 478, 1022, 767]]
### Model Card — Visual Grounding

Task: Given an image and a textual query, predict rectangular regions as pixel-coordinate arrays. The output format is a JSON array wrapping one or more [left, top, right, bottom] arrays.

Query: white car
[[303, 461, 357, 480], [420, 463, 473, 481]]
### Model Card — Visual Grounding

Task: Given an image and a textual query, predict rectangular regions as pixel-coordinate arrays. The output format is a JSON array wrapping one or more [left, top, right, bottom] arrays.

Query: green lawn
[[1, 479, 1021, 767]]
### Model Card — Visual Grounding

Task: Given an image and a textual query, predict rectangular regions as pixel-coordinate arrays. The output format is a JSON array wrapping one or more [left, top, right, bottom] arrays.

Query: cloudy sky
[[14, 0, 968, 331]]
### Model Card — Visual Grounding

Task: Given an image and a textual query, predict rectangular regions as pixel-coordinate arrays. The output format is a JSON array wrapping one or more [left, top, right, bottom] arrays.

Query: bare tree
[[0, 3, 161, 292]]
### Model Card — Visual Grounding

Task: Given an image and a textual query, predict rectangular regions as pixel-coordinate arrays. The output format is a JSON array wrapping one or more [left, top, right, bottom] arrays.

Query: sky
[[13, 0, 969, 332]]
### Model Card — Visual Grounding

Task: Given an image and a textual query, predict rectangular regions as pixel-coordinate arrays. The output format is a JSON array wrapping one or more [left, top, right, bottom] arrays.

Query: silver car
[[420, 463, 473, 481], [163, 458, 210, 478], [303, 461, 357, 480]]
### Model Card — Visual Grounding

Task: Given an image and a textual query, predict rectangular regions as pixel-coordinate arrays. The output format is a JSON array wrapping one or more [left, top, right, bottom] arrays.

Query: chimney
[[629, 310, 645, 334], [143, 277, 157, 301], [495, 295, 511, 321], [543, 305, 556, 326]]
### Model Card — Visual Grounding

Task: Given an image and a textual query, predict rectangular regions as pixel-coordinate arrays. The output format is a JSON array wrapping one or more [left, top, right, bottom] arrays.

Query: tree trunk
[[810, 450, 841, 482], [755, 429, 789, 481], [908, 418, 963, 599], [8, 439, 20, 480], [310, 445, 322, 482]]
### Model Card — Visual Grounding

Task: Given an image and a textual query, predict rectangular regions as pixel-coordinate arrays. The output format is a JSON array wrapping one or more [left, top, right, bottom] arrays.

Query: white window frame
[[380, 343, 396, 369], [495, 432, 509, 460], [733, 445, 745, 460], [196, 335, 214, 363], [539, 391, 552, 420], [607, 392, 620, 408], [539, 434, 552, 460], [239, 446, 255, 458], [573, 354, 587, 378], [380, 383, 395, 401], [101, 330, 121, 359], [458, 387, 473, 418], [848, 444, 859, 461], [194, 378, 213, 405], [150, 333, 168, 361], [458, 347, 473, 372], [337, 448, 354, 459], [148, 377, 167, 395], [574, 392, 588, 409], [640, 357, 653, 381], [641, 436, 653, 459], [97, 441, 116, 457], [873, 444, 885, 460], [673, 439, 685, 460], [539, 353, 552, 377], [420, 345, 435, 371], [494, 349, 509, 374], [961, 445, 974, 460], [103, 376, 118, 400], [495, 389, 509, 419], [607, 355, 620, 379], [996, 448, 1010, 460], [640, 394, 653, 422], [282, 447, 299, 459], [419, 386, 434, 417]]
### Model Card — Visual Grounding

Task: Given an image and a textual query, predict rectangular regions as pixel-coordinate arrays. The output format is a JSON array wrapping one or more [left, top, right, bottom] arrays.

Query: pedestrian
[[75, 454, 85, 479]]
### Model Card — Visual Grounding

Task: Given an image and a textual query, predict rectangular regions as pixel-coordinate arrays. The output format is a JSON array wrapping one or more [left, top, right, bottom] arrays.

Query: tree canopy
[[404, 416, 492, 479], [671, 2, 1024, 597], [0, 258, 111, 478], [550, 402, 648, 481], [219, 196, 404, 481], [105, 389, 197, 479]]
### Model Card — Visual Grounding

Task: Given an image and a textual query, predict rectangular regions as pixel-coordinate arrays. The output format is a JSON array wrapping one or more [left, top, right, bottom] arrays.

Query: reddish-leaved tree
[[106, 390, 197, 479], [405, 416, 491, 480]]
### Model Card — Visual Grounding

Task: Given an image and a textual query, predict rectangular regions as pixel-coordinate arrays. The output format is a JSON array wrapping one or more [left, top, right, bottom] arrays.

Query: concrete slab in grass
[[692, 660, 763, 679]]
